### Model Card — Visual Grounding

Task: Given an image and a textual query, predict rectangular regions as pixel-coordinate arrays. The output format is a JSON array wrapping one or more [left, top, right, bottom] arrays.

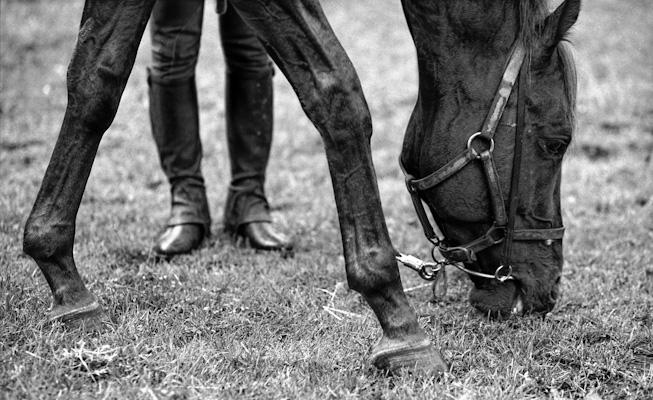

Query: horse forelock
[[557, 40, 577, 126], [518, 0, 549, 48], [517, 0, 550, 60]]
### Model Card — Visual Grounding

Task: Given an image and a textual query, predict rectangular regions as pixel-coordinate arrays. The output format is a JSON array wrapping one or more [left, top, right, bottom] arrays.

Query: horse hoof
[[48, 297, 103, 324], [370, 335, 449, 376]]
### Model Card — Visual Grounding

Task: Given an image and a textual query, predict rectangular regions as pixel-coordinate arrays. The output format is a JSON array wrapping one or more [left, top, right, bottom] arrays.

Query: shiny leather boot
[[149, 73, 211, 256], [223, 71, 293, 251]]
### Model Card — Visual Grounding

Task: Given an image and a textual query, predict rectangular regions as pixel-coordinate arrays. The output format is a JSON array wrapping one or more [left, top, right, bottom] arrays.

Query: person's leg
[[219, 5, 293, 250], [149, 0, 210, 256]]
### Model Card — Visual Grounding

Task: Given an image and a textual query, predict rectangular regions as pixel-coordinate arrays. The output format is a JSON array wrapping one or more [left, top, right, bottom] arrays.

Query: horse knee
[[65, 67, 123, 133], [346, 247, 399, 296], [23, 218, 73, 261], [304, 72, 373, 149]]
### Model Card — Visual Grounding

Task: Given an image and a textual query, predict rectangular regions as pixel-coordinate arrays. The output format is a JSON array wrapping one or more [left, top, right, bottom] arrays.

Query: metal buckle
[[486, 225, 507, 244], [419, 263, 440, 281], [405, 179, 418, 193], [467, 132, 495, 157], [438, 243, 476, 263], [396, 253, 441, 281]]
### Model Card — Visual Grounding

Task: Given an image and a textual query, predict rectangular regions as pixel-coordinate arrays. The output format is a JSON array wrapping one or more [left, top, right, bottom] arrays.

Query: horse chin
[[468, 279, 522, 319], [467, 265, 558, 318]]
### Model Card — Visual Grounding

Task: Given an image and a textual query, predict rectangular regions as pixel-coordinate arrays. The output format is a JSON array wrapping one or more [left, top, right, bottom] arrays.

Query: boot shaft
[[225, 72, 274, 185], [148, 74, 210, 228], [223, 72, 275, 228], [149, 74, 203, 182]]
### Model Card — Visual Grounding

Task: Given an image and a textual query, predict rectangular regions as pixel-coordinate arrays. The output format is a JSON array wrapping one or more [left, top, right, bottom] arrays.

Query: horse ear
[[543, 0, 581, 46]]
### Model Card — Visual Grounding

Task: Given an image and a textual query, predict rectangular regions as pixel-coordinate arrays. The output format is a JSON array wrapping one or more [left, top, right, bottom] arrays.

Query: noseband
[[398, 40, 565, 283]]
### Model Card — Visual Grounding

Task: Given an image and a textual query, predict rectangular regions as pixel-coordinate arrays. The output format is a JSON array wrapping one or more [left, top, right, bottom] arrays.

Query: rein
[[397, 39, 565, 284]]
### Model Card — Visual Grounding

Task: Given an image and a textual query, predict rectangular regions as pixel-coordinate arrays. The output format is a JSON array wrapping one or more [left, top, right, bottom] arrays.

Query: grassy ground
[[1, 0, 651, 398]]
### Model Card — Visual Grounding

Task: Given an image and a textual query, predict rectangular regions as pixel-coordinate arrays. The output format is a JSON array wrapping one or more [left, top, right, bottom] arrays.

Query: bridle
[[397, 39, 565, 283]]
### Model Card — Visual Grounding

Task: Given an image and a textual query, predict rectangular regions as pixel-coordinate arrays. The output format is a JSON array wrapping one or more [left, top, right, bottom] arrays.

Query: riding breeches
[[149, 0, 274, 82]]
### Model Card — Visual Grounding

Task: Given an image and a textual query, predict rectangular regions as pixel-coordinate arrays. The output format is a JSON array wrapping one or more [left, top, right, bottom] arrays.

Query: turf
[[1, 0, 651, 398]]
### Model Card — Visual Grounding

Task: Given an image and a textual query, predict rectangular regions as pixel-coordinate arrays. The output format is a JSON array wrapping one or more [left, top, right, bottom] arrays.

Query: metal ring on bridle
[[494, 264, 513, 282], [431, 245, 443, 262], [427, 235, 440, 247], [419, 263, 440, 281], [467, 131, 495, 155]]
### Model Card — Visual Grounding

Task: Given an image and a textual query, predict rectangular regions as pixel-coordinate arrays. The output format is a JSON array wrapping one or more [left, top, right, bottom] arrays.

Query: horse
[[22, 0, 579, 374]]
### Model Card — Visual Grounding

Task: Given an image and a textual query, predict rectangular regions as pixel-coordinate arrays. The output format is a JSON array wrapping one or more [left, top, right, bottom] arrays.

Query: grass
[[1, 0, 652, 398]]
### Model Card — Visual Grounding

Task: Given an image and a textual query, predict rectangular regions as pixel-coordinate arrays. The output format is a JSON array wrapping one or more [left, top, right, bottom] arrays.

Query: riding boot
[[149, 73, 211, 256], [223, 71, 293, 251]]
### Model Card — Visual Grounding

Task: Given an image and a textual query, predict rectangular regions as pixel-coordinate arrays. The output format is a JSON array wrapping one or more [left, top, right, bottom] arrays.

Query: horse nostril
[[549, 284, 560, 305]]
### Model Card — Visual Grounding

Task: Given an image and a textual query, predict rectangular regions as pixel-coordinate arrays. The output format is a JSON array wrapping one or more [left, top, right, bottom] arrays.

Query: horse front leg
[[229, 0, 447, 374], [22, 0, 155, 322]]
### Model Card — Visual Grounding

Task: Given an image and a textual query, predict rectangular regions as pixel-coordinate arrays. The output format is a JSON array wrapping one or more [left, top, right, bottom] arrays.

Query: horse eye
[[538, 139, 568, 157]]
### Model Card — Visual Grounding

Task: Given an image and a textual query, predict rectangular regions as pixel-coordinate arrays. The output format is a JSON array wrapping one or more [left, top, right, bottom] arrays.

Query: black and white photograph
[[1, 0, 651, 398]]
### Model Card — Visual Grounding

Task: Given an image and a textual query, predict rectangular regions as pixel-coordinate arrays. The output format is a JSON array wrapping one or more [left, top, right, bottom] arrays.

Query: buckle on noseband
[[486, 224, 507, 244], [467, 132, 495, 157], [437, 244, 476, 263]]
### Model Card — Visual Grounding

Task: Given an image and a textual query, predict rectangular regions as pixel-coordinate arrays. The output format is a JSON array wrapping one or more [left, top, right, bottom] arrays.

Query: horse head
[[401, 0, 580, 316]]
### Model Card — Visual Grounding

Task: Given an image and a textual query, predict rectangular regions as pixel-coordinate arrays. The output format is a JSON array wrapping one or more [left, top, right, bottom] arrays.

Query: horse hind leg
[[229, 0, 448, 374], [22, 0, 155, 323]]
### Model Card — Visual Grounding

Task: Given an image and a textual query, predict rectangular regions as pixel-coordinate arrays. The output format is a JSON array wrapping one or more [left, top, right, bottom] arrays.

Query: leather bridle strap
[[400, 41, 527, 244], [406, 42, 527, 194], [502, 61, 528, 269], [480, 43, 527, 136], [399, 39, 565, 282], [439, 226, 565, 264], [438, 224, 506, 263]]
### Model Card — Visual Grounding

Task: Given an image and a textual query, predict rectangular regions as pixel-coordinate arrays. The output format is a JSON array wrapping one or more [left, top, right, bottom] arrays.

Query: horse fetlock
[[51, 281, 93, 305], [345, 247, 399, 295], [345, 248, 424, 337]]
